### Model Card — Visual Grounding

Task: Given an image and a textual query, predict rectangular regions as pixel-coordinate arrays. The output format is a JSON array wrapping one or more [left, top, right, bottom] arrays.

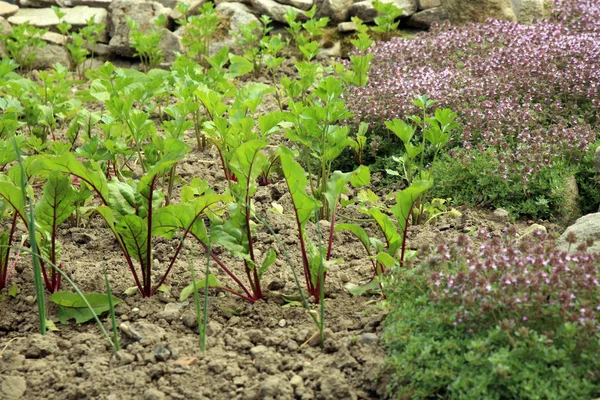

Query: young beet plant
[[279, 147, 370, 302], [0, 164, 89, 293], [39, 140, 228, 297], [336, 180, 432, 295], [181, 140, 278, 302]]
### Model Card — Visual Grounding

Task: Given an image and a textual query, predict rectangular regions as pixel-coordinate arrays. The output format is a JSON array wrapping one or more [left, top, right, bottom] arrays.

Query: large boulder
[[557, 213, 600, 254], [512, 0, 544, 24], [440, 0, 516, 24], [407, 6, 448, 28], [349, 0, 417, 23], [108, 0, 181, 61], [316, 0, 353, 23]]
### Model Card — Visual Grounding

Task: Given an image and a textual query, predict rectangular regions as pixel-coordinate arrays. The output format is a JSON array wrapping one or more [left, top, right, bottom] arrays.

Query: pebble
[[250, 345, 268, 358], [153, 345, 171, 362], [359, 332, 378, 345], [143, 388, 166, 400], [1, 375, 26, 399], [278, 319, 286, 327]]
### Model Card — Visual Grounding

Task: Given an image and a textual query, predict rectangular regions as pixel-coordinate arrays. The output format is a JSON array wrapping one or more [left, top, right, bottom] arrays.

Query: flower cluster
[[345, 2, 600, 181], [421, 227, 600, 344]]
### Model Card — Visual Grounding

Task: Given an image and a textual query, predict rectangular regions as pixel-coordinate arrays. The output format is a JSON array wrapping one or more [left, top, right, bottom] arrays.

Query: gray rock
[[258, 375, 294, 399], [558, 213, 600, 254], [8, 7, 108, 37], [513, 0, 544, 24], [521, 223, 547, 238], [317, 0, 353, 22], [108, 0, 173, 58], [112, 350, 136, 366], [0, 2, 18, 18], [350, 0, 417, 23], [491, 208, 510, 223], [216, 2, 261, 35], [153, 345, 171, 361], [359, 332, 378, 345], [418, 0, 441, 8], [440, 0, 516, 24], [143, 388, 166, 400], [18, 0, 112, 7], [279, 0, 314, 11], [0, 376, 26, 400], [406, 6, 448, 28], [253, 0, 308, 23]]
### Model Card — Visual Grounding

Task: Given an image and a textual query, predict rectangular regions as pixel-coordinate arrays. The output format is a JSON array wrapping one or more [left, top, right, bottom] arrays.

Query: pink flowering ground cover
[[345, 0, 600, 218]]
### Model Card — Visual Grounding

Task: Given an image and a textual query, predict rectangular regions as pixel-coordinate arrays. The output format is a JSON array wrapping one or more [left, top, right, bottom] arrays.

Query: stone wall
[[0, 0, 547, 69]]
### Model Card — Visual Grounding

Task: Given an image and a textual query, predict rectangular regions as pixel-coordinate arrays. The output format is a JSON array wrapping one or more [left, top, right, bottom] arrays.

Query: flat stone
[[337, 21, 357, 32], [18, 0, 112, 8], [0, 2, 18, 18], [8, 7, 107, 37], [417, 0, 440, 9], [278, 0, 314, 11]]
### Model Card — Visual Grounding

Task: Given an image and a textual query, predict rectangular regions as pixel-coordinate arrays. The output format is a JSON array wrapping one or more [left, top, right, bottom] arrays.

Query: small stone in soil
[[358, 332, 378, 345], [278, 319, 286, 327], [112, 350, 135, 366], [1, 375, 26, 399], [153, 345, 171, 362], [143, 388, 166, 400]]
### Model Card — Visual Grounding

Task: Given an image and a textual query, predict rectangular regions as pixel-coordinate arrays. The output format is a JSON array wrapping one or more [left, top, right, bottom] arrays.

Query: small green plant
[[176, 1, 220, 66], [372, 0, 404, 41], [127, 15, 166, 72], [284, 6, 329, 60], [0, 22, 48, 72], [279, 147, 370, 302]]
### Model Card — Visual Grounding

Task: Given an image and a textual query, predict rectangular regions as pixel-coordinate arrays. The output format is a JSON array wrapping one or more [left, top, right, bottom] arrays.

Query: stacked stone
[[0, 0, 547, 70]]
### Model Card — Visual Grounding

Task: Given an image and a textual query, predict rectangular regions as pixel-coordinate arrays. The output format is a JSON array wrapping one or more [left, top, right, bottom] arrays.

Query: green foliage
[[50, 291, 122, 324], [372, 0, 404, 41], [177, 1, 220, 65], [126, 15, 166, 71], [430, 149, 574, 220], [383, 233, 600, 399], [0, 22, 48, 71]]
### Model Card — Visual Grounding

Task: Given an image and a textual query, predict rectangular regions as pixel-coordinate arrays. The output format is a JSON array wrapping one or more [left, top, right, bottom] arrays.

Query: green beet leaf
[[50, 291, 122, 324], [35, 172, 77, 234], [179, 274, 222, 302]]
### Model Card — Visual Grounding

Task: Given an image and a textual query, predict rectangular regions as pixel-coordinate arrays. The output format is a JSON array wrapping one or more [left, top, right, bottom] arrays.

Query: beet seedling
[[336, 180, 432, 295], [279, 147, 370, 302]]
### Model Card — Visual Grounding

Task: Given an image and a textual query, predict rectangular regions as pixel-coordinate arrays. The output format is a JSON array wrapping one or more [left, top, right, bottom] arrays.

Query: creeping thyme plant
[[344, 0, 600, 219]]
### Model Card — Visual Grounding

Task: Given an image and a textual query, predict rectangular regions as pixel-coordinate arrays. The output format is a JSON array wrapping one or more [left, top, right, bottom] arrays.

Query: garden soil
[[0, 67, 560, 400]]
